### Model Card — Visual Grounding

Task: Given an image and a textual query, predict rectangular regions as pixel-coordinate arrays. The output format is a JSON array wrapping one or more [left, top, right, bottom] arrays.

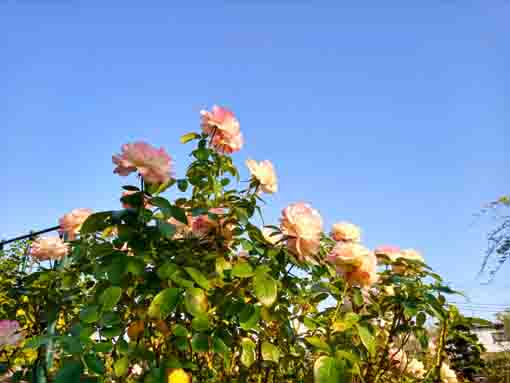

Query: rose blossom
[[30, 237, 68, 261], [112, 141, 173, 184], [330, 222, 361, 242], [440, 363, 458, 383], [374, 245, 401, 263], [0, 320, 24, 346], [200, 105, 243, 154], [280, 202, 323, 262], [327, 243, 370, 271], [407, 359, 425, 378], [344, 251, 378, 288], [58, 208, 92, 240], [245, 159, 278, 194]]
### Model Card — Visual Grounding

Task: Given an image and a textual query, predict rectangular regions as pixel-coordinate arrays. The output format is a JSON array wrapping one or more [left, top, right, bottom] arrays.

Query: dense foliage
[[0, 106, 484, 382]]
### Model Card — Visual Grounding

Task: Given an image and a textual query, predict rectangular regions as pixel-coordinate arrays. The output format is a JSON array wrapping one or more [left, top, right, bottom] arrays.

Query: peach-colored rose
[[59, 208, 92, 240], [201, 106, 243, 154], [407, 359, 425, 378], [0, 320, 24, 346], [440, 363, 458, 383], [246, 159, 278, 194], [280, 202, 323, 262], [374, 245, 401, 263], [112, 141, 173, 184], [189, 208, 228, 238], [327, 243, 370, 271], [262, 228, 283, 245], [330, 222, 361, 242], [30, 237, 68, 261], [344, 251, 378, 288]]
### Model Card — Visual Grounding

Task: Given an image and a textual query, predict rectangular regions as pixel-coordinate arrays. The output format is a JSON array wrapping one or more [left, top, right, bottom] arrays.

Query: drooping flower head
[[112, 141, 173, 184], [59, 208, 92, 240], [280, 202, 323, 263], [0, 320, 24, 346], [246, 159, 278, 194], [30, 237, 68, 261], [200, 106, 243, 154], [330, 222, 361, 243]]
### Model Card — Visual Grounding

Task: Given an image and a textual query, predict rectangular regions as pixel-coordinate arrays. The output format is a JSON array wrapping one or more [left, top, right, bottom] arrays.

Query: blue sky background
[[2, 2, 508, 318]]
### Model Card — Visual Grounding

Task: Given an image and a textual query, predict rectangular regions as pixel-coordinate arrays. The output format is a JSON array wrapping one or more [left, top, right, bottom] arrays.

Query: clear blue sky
[[2, 2, 508, 318]]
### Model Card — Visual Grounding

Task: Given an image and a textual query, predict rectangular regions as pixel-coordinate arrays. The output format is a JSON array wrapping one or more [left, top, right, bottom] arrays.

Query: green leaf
[[177, 179, 189, 192], [80, 306, 99, 324], [193, 147, 210, 161], [191, 334, 209, 352], [180, 132, 200, 144], [84, 353, 105, 375], [305, 336, 330, 351], [192, 314, 210, 331], [184, 288, 208, 317], [313, 356, 345, 383], [352, 287, 364, 306], [114, 357, 129, 377], [157, 262, 179, 279], [93, 342, 113, 353], [55, 361, 82, 383], [80, 211, 113, 235], [240, 338, 256, 368], [356, 324, 376, 356], [239, 305, 261, 330], [148, 288, 182, 319], [99, 286, 122, 311], [184, 267, 211, 290], [159, 221, 177, 239], [261, 341, 280, 363], [150, 196, 171, 210], [172, 324, 189, 337], [212, 335, 228, 355], [232, 261, 254, 278], [170, 205, 188, 224], [254, 272, 278, 307]]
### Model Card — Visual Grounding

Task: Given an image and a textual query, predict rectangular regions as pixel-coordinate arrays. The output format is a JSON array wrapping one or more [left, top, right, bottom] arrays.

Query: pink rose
[[201, 106, 243, 154], [30, 237, 68, 261], [392, 248, 424, 274], [246, 159, 278, 194], [59, 208, 92, 240], [330, 222, 361, 242], [112, 141, 173, 184], [0, 320, 24, 346], [190, 208, 227, 238], [280, 202, 323, 262], [374, 245, 401, 264]]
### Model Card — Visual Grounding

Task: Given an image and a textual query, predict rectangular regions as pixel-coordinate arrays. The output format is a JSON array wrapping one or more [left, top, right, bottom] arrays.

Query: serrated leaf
[[232, 261, 254, 278], [254, 272, 277, 307], [148, 288, 181, 319], [55, 361, 82, 383], [356, 324, 376, 356], [184, 267, 210, 290], [313, 356, 345, 383], [240, 338, 256, 368], [261, 341, 280, 363], [99, 286, 122, 311]]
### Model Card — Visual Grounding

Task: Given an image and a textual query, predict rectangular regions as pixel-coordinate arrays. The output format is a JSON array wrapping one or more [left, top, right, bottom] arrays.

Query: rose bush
[[0, 105, 475, 382]]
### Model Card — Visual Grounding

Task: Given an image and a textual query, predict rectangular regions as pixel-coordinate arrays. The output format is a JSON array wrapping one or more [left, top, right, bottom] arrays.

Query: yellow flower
[[168, 368, 191, 383]]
